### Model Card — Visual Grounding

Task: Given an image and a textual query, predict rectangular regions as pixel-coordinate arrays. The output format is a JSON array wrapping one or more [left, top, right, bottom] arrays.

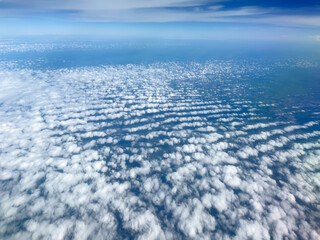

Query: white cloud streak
[[0, 0, 319, 27]]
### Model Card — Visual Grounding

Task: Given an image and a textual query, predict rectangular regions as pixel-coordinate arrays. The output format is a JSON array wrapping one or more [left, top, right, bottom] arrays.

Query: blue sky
[[0, 0, 319, 41]]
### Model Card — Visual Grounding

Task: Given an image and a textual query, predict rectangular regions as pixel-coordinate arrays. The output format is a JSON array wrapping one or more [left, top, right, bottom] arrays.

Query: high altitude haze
[[0, 0, 319, 40]]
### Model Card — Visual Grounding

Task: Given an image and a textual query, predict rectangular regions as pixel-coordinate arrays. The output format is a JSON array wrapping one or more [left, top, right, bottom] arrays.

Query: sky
[[0, 0, 319, 41]]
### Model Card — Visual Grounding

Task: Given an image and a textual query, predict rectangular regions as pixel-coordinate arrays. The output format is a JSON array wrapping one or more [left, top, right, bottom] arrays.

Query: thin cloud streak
[[0, 0, 211, 10], [70, 7, 267, 22], [67, 8, 320, 28], [0, 0, 319, 28]]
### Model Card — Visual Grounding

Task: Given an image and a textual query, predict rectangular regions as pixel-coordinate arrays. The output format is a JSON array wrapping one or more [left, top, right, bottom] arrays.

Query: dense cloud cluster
[[0, 58, 319, 239]]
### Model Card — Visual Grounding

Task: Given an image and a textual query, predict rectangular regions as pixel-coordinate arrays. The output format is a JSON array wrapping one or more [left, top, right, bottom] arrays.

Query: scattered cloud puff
[[0, 56, 319, 239]]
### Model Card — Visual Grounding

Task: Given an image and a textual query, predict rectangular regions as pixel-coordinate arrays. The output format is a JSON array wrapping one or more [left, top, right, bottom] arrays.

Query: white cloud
[[0, 59, 319, 239], [237, 146, 258, 159], [1, 0, 319, 28]]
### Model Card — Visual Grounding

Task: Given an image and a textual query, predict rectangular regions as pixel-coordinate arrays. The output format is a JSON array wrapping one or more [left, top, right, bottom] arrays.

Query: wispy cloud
[[0, 0, 319, 28], [69, 7, 267, 22], [0, 0, 210, 11]]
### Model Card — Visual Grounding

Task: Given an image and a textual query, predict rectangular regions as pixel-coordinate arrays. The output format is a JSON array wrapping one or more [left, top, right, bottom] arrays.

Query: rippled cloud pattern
[[0, 43, 320, 239]]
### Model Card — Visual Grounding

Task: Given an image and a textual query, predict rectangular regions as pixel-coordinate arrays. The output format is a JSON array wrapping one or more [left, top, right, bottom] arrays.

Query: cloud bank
[[0, 44, 319, 239]]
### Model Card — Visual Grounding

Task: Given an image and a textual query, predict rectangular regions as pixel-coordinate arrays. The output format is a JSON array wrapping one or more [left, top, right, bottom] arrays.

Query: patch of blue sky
[[0, 0, 319, 40]]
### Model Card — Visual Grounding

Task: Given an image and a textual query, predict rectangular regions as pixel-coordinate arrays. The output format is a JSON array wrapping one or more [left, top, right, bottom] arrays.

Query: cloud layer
[[0, 44, 320, 239]]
